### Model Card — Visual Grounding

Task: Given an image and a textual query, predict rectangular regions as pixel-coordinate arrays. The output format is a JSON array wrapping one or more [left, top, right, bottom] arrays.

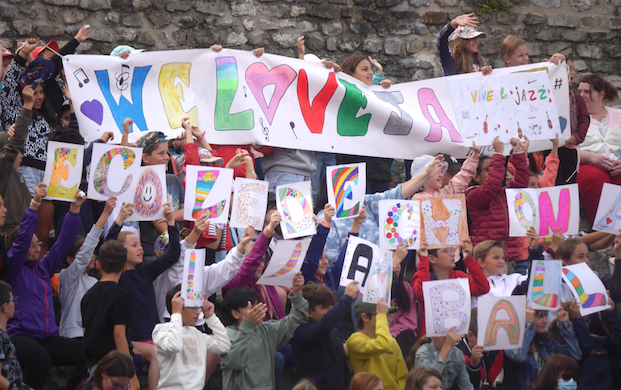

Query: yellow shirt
[[347, 314, 408, 390]]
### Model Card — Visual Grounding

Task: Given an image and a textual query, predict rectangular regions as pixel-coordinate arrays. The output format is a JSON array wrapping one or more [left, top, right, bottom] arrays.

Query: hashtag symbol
[[554, 78, 563, 89]]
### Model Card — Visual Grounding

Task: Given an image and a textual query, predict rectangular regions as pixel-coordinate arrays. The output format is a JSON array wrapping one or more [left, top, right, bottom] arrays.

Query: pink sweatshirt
[[388, 282, 418, 338]]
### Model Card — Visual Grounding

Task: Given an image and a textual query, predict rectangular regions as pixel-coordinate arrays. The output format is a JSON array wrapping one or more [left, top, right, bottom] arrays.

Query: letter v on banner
[[297, 70, 338, 134]]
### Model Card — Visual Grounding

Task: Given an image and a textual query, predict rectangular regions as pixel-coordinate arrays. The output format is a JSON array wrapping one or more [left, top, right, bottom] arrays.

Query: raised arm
[[153, 292, 184, 354], [146, 204, 181, 280], [204, 225, 254, 296], [301, 204, 333, 282], [273, 273, 310, 349]]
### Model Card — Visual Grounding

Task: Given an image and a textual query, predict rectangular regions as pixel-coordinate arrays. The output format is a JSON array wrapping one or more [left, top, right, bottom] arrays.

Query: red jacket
[[465, 152, 529, 260], [412, 255, 490, 340]]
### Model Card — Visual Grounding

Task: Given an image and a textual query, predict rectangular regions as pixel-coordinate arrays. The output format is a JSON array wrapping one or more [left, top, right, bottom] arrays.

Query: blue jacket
[[7, 208, 80, 338], [504, 320, 582, 390], [301, 223, 346, 291], [572, 309, 621, 390]]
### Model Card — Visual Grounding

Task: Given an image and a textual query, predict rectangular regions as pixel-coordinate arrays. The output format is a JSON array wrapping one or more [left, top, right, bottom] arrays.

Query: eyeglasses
[[30, 241, 42, 250], [187, 307, 201, 313], [440, 247, 457, 256], [109, 377, 131, 390], [9, 296, 17, 304]]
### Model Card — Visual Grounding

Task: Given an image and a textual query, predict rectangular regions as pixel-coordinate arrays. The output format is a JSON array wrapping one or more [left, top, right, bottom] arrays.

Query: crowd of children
[[0, 11, 620, 390]]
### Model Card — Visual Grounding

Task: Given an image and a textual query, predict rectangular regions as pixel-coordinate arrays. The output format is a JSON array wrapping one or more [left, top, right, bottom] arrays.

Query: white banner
[[63, 49, 570, 159]]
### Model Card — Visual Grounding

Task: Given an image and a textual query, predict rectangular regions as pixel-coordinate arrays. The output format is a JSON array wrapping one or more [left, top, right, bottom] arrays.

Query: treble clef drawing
[[115, 64, 130, 92]]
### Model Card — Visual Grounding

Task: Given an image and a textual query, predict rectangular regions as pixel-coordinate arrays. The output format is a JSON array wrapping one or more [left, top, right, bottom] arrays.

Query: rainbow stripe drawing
[[527, 260, 560, 310], [257, 239, 311, 287], [267, 242, 303, 278], [561, 262, 610, 315]]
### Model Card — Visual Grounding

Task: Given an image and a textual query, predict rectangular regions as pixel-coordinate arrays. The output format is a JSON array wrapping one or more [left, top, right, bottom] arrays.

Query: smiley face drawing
[[133, 168, 164, 218]]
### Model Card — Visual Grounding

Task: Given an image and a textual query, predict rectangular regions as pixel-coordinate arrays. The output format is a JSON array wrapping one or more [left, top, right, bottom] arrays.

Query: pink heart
[[245, 63, 297, 125]]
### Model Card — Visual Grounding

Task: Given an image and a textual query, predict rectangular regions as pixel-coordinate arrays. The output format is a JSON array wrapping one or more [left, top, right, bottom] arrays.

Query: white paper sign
[[340, 236, 389, 297], [275, 181, 316, 239], [43, 141, 84, 202], [257, 239, 311, 287], [183, 165, 234, 223], [182, 248, 205, 306], [527, 260, 562, 310], [423, 278, 471, 338], [506, 184, 579, 237], [362, 249, 393, 304], [477, 295, 526, 351], [230, 178, 269, 229], [561, 263, 611, 316], [87, 143, 143, 202], [448, 71, 560, 146], [378, 200, 421, 250], [326, 163, 366, 220], [593, 183, 621, 234], [125, 165, 168, 221]]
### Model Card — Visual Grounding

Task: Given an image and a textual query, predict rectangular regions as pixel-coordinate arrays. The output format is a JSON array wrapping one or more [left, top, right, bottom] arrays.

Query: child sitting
[[220, 272, 309, 390], [405, 366, 443, 390], [0, 281, 29, 390], [81, 240, 138, 389], [292, 281, 359, 390], [152, 285, 231, 390], [473, 240, 527, 306], [347, 298, 408, 390], [412, 240, 489, 339], [504, 305, 581, 390], [411, 326, 474, 390]]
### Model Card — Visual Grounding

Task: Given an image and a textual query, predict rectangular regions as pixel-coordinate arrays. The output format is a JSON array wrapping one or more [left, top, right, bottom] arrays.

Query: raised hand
[[266, 211, 282, 235], [323, 204, 335, 224], [550, 227, 564, 253], [569, 298, 581, 319], [344, 281, 360, 299], [75, 24, 92, 43], [607, 290, 615, 311], [194, 215, 209, 233], [245, 301, 267, 324], [353, 205, 367, 224], [470, 141, 480, 160], [424, 155, 445, 177], [252, 48, 264, 58], [202, 296, 215, 319], [104, 196, 117, 215], [493, 136, 504, 153], [100, 131, 114, 143], [292, 271, 304, 296], [116, 202, 135, 225], [162, 203, 174, 225], [521, 136, 530, 154], [22, 85, 35, 108], [451, 13, 479, 28], [297, 36, 305, 59], [171, 291, 184, 314], [393, 241, 408, 268], [33, 183, 47, 204], [525, 301, 535, 322], [123, 118, 134, 134], [462, 238, 473, 259], [368, 56, 383, 74], [238, 225, 255, 252], [551, 134, 559, 156], [470, 345, 484, 367], [557, 305, 569, 322], [445, 326, 461, 347], [377, 298, 389, 315], [210, 44, 222, 53], [418, 242, 428, 257], [20, 38, 40, 56], [527, 227, 539, 250], [510, 138, 523, 153]]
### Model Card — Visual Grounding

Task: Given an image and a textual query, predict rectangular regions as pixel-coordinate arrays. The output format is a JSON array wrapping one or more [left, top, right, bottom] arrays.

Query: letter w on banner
[[505, 184, 579, 237], [64, 49, 569, 159], [423, 278, 471, 338]]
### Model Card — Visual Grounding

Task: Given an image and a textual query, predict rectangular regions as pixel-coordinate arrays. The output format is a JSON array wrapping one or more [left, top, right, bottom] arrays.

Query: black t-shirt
[[81, 281, 132, 365]]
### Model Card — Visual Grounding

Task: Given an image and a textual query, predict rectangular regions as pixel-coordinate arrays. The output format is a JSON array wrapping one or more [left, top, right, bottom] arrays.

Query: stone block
[[62, 10, 88, 24], [116, 28, 137, 41], [523, 13, 545, 24], [327, 36, 337, 51], [573, 59, 588, 70], [195, 2, 227, 16], [122, 14, 142, 27], [291, 5, 306, 16], [132, 0, 151, 10], [376, 0, 401, 6], [406, 36, 423, 53], [536, 29, 560, 41], [412, 20, 428, 34], [298, 21, 317, 32], [13, 20, 33, 35], [389, 22, 411, 35], [259, 20, 279, 31], [546, 41, 571, 55], [259, 4, 288, 17], [137, 30, 155, 46], [528, 42, 541, 56], [227, 32, 248, 46], [569, 0, 592, 10], [37, 25, 65, 37], [384, 37, 404, 55], [179, 15, 198, 28], [422, 11, 446, 25], [362, 10, 385, 22], [231, 2, 255, 16], [341, 8, 354, 18], [591, 61, 616, 73], [339, 36, 362, 51], [392, 10, 418, 19], [547, 15, 578, 27], [79, 0, 111, 9], [280, 19, 296, 29], [43, 0, 79, 5], [273, 33, 299, 47], [88, 28, 114, 42], [308, 6, 338, 19], [610, 17, 621, 29], [598, 0, 616, 12], [580, 16, 604, 27], [148, 13, 171, 29], [322, 21, 343, 35], [576, 44, 603, 59], [349, 22, 375, 35], [562, 30, 586, 41], [305, 32, 325, 51], [243, 19, 254, 30], [165, 1, 191, 12], [215, 18, 233, 27], [533, 0, 561, 7], [496, 12, 514, 25], [409, 0, 430, 6], [363, 37, 383, 52], [329, 0, 349, 3]]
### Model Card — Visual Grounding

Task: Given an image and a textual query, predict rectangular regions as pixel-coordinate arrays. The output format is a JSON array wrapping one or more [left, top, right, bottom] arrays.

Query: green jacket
[[221, 293, 309, 390], [0, 107, 32, 233]]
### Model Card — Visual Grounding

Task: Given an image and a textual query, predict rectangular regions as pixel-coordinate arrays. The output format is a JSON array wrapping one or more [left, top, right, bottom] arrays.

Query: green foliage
[[463, 0, 513, 15]]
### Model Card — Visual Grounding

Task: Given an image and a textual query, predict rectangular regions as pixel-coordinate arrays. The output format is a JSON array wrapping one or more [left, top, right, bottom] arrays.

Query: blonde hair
[[117, 231, 137, 245], [473, 240, 504, 261], [349, 373, 382, 390], [500, 35, 527, 64], [449, 38, 485, 74]]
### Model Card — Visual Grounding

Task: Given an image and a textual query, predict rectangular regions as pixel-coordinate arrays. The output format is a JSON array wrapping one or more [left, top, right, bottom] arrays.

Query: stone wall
[[1, 0, 620, 86]]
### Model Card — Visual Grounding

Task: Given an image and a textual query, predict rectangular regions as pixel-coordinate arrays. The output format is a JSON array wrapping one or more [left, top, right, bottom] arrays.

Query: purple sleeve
[[6, 208, 38, 277], [39, 210, 81, 277], [222, 231, 269, 296]]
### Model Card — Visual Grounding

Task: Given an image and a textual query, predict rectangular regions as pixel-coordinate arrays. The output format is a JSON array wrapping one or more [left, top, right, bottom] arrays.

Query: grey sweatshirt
[[262, 148, 317, 176], [58, 225, 100, 338]]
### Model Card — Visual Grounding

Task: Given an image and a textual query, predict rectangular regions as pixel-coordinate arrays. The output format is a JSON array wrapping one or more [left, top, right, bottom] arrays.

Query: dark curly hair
[[301, 282, 337, 311]]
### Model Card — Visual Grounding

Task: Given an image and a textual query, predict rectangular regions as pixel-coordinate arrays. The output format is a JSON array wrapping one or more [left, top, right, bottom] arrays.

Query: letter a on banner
[[478, 296, 525, 351], [184, 166, 233, 223], [423, 278, 471, 337], [340, 236, 383, 295]]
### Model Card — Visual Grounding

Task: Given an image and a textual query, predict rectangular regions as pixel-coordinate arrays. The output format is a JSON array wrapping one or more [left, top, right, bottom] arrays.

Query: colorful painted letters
[[420, 195, 468, 249], [527, 260, 561, 310], [275, 181, 316, 239], [561, 263, 611, 316], [423, 278, 471, 337], [257, 239, 311, 287], [44, 142, 84, 202], [326, 163, 365, 220], [477, 296, 525, 351]]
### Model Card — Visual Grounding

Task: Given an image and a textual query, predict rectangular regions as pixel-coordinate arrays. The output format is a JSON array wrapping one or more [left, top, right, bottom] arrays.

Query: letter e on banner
[[423, 278, 471, 337]]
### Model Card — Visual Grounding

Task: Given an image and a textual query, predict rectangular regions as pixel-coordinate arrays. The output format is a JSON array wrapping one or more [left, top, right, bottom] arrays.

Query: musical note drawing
[[483, 115, 488, 134], [115, 64, 130, 92], [517, 122, 522, 139], [546, 112, 553, 129], [290, 122, 298, 139], [73, 68, 89, 88]]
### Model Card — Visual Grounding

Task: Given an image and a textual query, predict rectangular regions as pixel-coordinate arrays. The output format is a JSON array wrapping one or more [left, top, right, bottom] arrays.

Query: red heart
[[506, 130, 509, 134], [498, 124, 500, 128], [246, 63, 297, 125], [549, 98, 552, 102], [606, 217, 612, 224], [510, 91, 513, 95]]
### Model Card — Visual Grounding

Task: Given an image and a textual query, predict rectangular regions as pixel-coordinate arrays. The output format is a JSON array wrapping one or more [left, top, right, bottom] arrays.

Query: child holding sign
[[504, 304, 581, 390], [412, 241, 489, 340]]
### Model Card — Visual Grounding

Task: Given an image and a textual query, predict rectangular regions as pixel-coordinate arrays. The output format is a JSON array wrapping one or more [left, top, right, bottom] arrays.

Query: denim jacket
[[415, 342, 474, 390], [504, 320, 582, 390]]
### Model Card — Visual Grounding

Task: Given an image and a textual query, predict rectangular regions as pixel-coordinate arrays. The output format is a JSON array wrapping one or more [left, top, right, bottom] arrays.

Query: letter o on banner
[[514, 191, 536, 229]]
